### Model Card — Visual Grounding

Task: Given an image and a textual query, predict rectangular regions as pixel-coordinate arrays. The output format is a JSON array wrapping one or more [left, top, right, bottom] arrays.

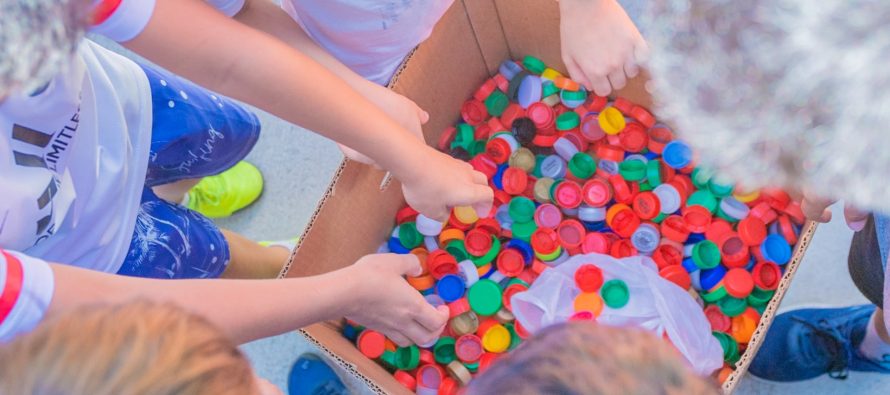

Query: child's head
[[466, 322, 718, 395], [0, 0, 90, 98], [0, 300, 279, 395]]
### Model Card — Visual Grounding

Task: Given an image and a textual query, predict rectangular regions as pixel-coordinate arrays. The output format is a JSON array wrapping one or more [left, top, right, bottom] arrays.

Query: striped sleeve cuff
[[0, 251, 54, 343]]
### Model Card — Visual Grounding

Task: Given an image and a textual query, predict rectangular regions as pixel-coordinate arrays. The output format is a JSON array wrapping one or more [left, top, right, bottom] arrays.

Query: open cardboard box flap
[[282, 1, 816, 393]]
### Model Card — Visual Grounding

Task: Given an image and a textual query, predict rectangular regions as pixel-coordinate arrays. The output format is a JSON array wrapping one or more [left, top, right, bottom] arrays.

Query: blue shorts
[[116, 62, 260, 279]]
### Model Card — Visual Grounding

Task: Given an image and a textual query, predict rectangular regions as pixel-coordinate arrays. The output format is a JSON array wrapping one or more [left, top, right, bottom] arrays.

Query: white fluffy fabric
[[643, 0, 890, 213]]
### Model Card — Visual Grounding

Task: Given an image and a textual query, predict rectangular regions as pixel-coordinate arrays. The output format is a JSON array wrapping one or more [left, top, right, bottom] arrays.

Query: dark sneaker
[[288, 353, 349, 395], [749, 305, 890, 381]]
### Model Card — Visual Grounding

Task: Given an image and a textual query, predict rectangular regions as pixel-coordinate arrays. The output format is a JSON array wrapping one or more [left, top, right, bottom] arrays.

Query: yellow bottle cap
[[598, 107, 626, 135], [733, 190, 760, 204], [481, 324, 511, 353], [540, 68, 563, 81], [573, 292, 604, 317], [454, 206, 479, 224]]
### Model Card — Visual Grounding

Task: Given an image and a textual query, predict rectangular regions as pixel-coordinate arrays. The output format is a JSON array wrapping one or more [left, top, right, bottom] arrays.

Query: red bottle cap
[[461, 99, 487, 126], [496, 248, 526, 277], [478, 352, 499, 374], [485, 138, 512, 164], [439, 377, 459, 395], [527, 102, 555, 129], [619, 122, 649, 153], [752, 261, 782, 290], [455, 334, 484, 363], [613, 97, 634, 113], [633, 191, 661, 220], [419, 350, 435, 366], [397, 208, 420, 226], [659, 264, 691, 289], [532, 133, 559, 147], [474, 123, 493, 140], [476, 318, 499, 338], [596, 144, 625, 163], [608, 174, 634, 204], [582, 178, 613, 207], [438, 126, 457, 152], [469, 153, 498, 180], [501, 167, 528, 196], [647, 126, 674, 154], [587, 95, 608, 112], [750, 201, 778, 224], [737, 217, 767, 246], [475, 217, 502, 236], [670, 175, 695, 198], [581, 232, 611, 254], [661, 215, 691, 243], [357, 330, 386, 358], [706, 219, 733, 243], [761, 188, 791, 211], [782, 201, 806, 225], [513, 320, 531, 339], [416, 364, 443, 390], [610, 239, 638, 258], [719, 232, 750, 268], [474, 78, 497, 102], [465, 229, 493, 257], [557, 219, 586, 251], [575, 264, 605, 292], [652, 244, 683, 269], [682, 205, 712, 234], [629, 105, 656, 128], [447, 298, 471, 318], [487, 117, 506, 135], [705, 304, 731, 332], [778, 215, 798, 245], [724, 268, 755, 298], [554, 179, 583, 208], [502, 283, 528, 312], [428, 250, 458, 279], [534, 203, 562, 229], [394, 370, 417, 391], [531, 227, 560, 254]]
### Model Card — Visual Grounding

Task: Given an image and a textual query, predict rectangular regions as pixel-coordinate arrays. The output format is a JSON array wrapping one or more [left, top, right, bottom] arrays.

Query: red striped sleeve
[[0, 251, 24, 325], [91, 0, 124, 25]]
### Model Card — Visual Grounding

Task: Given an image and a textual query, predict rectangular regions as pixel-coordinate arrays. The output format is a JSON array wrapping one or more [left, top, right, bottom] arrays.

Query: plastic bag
[[511, 253, 723, 376]]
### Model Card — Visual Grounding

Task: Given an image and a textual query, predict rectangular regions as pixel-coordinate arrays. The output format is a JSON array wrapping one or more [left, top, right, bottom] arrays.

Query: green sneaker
[[186, 161, 263, 218]]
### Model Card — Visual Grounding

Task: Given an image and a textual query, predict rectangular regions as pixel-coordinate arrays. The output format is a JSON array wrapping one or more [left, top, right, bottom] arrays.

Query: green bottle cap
[[709, 175, 734, 197], [548, 179, 563, 204], [713, 331, 741, 364], [542, 81, 560, 98], [646, 159, 663, 187], [619, 159, 647, 182], [394, 345, 420, 370], [692, 240, 721, 269], [718, 296, 747, 317], [601, 279, 630, 308], [507, 277, 530, 288], [451, 123, 475, 151], [568, 152, 597, 179], [504, 322, 522, 350], [398, 222, 423, 249], [469, 139, 487, 157], [445, 239, 469, 263], [381, 350, 398, 368], [652, 212, 668, 224], [485, 90, 509, 117], [638, 181, 654, 192], [532, 154, 547, 178], [754, 304, 766, 315], [509, 196, 536, 223], [468, 279, 504, 316], [747, 287, 775, 307], [507, 71, 530, 101], [701, 285, 728, 303], [463, 361, 481, 373], [472, 236, 501, 267], [561, 89, 587, 102], [691, 168, 713, 190], [555, 111, 580, 131], [522, 55, 547, 75], [535, 245, 563, 262], [433, 337, 457, 364], [511, 220, 538, 242], [715, 204, 739, 223], [688, 190, 718, 214]]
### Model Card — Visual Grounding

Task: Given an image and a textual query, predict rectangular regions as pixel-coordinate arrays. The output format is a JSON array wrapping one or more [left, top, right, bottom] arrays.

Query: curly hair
[[644, 0, 890, 213], [0, 301, 259, 395], [0, 0, 91, 97]]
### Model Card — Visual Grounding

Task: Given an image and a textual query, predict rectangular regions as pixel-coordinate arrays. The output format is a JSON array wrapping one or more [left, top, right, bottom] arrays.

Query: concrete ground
[[95, 1, 888, 393]]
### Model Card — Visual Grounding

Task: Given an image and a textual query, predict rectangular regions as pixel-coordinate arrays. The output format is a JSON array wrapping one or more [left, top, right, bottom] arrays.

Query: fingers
[[412, 303, 449, 333], [564, 57, 592, 92], [394, 253, 423, 277], [387, 331, 412, 348], [466, 185, 494, 218], [590, 74, 613, 97], [418, 108, 430, 124], [800, 193, 834, 223], [607, 69, 627, 92], [844, 205, 869, 232], [624, 57, 640, 79], [472, 170, 488, 186]]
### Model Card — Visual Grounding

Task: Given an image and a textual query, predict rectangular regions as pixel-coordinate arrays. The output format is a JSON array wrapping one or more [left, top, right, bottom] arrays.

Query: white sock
[[858, 311, 890, 363], [179, 192, 190, 207]]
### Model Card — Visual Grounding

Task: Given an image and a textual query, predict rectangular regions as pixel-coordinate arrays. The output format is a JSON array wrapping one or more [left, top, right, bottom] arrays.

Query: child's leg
[[153, 179, 201, 203], [220, 229, 290, 279]]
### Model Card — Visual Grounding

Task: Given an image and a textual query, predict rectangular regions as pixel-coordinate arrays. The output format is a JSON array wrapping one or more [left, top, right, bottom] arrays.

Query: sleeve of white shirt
[[89, 0, 246, 43], [0, 250, 54, 343]]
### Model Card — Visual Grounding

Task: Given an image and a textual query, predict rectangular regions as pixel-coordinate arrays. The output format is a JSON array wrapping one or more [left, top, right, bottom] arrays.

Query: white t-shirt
[[0, 0, 244, 342], [282, 0, 454, 85]]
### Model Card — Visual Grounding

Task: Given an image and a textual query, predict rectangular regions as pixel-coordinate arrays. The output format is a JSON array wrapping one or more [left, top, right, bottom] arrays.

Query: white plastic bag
[[511, 253, 723, 376]]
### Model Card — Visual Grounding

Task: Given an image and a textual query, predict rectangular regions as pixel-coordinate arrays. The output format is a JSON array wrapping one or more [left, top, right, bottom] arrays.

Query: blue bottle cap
[[631, 223, 660, 253], [492, 164, 508, 191], [388, 236, 410, 254], [504, 239, 534, 264], [598, 159, 619, 175], [517, 75, 543, 109], [662, 140, 692, 169], [690, 269, 703, 291], [437, 274, 467, 303], [687, 233, 706, 244], [682, 257, 699, 273], [540, 155, 567, 179], [578, 204, 607, 222], [499, 60, 523, 80], [700, 265, 727, 291], [761, 234, 792, 265]]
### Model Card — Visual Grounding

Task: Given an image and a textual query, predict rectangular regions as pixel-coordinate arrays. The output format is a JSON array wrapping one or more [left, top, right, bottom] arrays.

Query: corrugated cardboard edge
[[721, 221, 818, 393]]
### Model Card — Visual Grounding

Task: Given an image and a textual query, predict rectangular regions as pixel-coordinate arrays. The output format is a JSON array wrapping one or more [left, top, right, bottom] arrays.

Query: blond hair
[[0, 301, 258, 395], [467, 322, 718, 395]]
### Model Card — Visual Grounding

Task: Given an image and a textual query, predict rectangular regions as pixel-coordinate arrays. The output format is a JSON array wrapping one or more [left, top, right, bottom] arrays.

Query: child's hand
[[800, 190, 869, 231], [338, 87, 429, 167], [343, 253, 449, 347], [559, 0, 649, 96], [401, 149, 493, 221]]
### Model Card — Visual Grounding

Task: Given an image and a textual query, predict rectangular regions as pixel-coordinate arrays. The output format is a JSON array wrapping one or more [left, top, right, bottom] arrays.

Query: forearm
[[49, 263, 353, 344], [125, 0, 426, 178]]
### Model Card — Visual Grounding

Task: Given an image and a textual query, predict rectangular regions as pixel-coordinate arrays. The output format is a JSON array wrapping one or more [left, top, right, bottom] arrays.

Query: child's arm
[[44, 253, 448, 346], [124, 0, 491, 220], [558, 0, 649, 96]]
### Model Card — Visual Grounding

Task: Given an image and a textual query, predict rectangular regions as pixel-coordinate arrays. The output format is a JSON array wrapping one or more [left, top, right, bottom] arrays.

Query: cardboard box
[[281, 1, 817, 393]]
